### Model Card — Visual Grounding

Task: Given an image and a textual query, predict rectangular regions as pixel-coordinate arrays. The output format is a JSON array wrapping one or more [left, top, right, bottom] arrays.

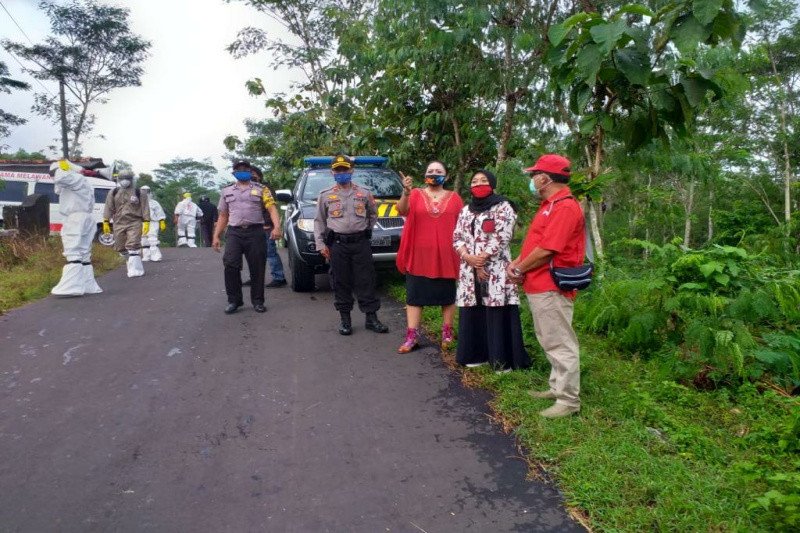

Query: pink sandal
[[441, 324, 454, 349], [397, 328, 419, 354]]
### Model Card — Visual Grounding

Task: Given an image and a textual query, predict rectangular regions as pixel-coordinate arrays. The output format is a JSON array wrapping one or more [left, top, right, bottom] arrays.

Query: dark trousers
[[200, 223, 214, 247], [223, 225, 266, 306], [329, 236, 380, 314]]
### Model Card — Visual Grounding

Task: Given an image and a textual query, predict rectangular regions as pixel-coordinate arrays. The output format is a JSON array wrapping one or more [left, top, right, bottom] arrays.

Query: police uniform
[[217, 180, 276, 310], [313, 155, 389, 335]]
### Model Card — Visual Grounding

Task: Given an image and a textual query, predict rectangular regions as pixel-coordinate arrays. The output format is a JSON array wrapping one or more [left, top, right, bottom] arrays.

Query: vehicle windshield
[[301, 168, 403, 201]]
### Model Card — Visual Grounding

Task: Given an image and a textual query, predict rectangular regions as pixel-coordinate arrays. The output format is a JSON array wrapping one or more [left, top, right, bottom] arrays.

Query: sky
[[0, 0, 300, 177]]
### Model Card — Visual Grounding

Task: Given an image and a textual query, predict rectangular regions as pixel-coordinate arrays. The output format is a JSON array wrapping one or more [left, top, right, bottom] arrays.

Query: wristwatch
[[511, 267, 522, 276]]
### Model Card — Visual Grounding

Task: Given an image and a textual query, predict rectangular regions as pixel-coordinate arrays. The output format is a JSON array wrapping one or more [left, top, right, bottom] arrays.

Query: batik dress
[[452, 200, 530, 370]]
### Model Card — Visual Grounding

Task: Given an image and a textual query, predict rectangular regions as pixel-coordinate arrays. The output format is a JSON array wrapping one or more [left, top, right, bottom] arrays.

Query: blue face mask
[[334, 172, 353, 184], [529, 179, 537, 195], [233, 171, 251, 181]]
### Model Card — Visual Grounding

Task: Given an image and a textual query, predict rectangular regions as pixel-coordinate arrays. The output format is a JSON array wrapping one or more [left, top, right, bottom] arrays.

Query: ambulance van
[[0, 160, 116, 235]]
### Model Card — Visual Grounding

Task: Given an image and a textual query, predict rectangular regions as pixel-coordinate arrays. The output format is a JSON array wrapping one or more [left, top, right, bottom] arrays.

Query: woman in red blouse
[[395, 160, 464, 353]]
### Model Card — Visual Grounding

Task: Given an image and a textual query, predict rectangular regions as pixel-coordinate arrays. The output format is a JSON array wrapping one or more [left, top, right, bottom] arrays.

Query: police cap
[[331, 154, 353, 171]]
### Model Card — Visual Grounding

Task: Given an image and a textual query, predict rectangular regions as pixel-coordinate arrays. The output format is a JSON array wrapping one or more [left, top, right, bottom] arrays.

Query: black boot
[[339, 312, 352, 336], [365, 312, 389, 333]]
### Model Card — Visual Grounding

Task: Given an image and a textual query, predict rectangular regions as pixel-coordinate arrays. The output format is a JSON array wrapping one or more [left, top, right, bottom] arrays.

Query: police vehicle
[[0, 159, 116, 238], [276, 156, 405, 292]]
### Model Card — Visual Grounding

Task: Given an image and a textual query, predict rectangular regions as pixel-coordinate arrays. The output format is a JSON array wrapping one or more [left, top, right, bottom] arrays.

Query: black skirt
[[456, 304, 531, 371], [406, 274, 457, 306]]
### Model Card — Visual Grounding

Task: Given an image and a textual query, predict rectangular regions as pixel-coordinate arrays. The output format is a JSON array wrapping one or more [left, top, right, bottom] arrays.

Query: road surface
[[0, 248, 581, 532]]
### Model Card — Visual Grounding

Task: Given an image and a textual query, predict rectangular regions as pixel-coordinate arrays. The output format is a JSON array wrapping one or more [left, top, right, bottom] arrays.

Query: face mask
[[530, 176, 550, 197], [471, 184, 493, 199], [334, 172, 353, 184], [233, 171, 251, 181], [425, 174, 446, 186], [119, 179, 132, 188]]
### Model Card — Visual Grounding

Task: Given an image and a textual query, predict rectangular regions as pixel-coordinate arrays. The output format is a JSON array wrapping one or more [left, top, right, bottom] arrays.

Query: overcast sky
[[0, 0, 299, 177]]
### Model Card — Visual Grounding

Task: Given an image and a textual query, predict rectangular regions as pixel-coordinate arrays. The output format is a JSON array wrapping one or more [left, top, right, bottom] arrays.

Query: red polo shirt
[[520, 187, 586, 296]]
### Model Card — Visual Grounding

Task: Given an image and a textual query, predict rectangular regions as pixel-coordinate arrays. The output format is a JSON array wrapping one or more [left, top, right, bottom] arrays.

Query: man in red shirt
[[508, 154, 585, 418]]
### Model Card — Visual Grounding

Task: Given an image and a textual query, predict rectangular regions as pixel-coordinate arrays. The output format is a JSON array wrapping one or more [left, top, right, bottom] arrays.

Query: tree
[[224, 118, 308, 188], [0, 61, 30, 140], [3, 0, 151, 157], [546, 0, 745, 259], [743, 0, 799, 226], [153, 158, 221, 189]]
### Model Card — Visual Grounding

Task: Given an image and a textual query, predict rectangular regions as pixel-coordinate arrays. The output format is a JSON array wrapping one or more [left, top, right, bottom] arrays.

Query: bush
[[577, 239, 800, 391]]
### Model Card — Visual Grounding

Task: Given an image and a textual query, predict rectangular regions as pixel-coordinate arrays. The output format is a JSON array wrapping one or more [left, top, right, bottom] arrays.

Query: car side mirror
[[276, 189, 293, 202]]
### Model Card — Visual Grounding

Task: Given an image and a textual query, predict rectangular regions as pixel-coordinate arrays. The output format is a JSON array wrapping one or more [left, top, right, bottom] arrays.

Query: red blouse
[[396, 188, 463, 279]]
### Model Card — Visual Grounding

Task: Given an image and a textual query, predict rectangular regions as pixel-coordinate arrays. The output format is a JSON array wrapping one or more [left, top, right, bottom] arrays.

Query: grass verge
[[0, 236, 123, 314], [386, 277, 799, 532]]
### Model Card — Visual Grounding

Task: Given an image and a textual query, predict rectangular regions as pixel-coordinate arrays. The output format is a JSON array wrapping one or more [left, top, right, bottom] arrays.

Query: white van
[[0, 161, 116, 234]]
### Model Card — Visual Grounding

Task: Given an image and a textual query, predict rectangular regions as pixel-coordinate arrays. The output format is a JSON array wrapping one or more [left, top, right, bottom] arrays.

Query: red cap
[[524, 154, 571, 176]]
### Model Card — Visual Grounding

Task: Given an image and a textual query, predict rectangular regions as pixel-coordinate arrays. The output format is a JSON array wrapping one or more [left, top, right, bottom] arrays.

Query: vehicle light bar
[[303, 156, 389, 168]]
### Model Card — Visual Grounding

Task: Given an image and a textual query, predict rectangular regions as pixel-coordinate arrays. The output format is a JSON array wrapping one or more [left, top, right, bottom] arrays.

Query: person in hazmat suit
[[174, 192, 203, 247], [102, 169, 150, 277], [50, 160, 104, 296], [140, 185, 167, 262]]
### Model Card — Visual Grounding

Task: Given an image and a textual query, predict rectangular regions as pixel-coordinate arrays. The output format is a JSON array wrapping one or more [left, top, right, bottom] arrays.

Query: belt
[[334, 231, 367, 243], [229, 224, 262, 230]]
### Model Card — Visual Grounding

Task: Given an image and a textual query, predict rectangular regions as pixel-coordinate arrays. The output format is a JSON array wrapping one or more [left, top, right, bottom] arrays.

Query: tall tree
[[3, 0, 151, 157], [744, 0, 799, 225], [0, 61, 31, 140], [546, 0, 745, 258]]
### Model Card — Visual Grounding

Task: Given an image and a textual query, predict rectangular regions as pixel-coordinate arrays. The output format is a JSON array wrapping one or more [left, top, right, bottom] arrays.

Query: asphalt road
[[0, 247, 581, 532]]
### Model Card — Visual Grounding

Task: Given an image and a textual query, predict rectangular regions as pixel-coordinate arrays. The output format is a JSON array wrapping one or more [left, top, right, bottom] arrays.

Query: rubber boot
[[339, 312, 352, 336], [365, 312, 389, 333], [150, 245, 162, 262], [82, 263, 103, 294], [142, 246, 151, 261], [51, 263, 85, 296], [127, 253, 145, 277]]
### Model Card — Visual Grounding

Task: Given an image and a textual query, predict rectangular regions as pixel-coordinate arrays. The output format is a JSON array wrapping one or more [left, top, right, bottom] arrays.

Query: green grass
[[387, 278, 800, 532], [0, 236, 122, 314]]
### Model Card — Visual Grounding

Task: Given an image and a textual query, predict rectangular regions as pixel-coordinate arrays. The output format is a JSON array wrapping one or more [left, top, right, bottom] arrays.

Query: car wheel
[[289, 246, 315, 292]]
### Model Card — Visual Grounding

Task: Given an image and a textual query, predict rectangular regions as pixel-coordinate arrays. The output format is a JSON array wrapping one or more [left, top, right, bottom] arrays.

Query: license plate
[[370, 235, 391, 247]]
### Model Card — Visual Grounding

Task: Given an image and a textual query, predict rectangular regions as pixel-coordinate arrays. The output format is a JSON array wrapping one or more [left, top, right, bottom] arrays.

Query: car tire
[[289, 246, 315, 292]]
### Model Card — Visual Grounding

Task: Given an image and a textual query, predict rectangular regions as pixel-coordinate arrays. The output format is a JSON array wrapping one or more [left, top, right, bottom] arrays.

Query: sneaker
[[441, 324, 454, 349], [465, 362, 488, 368], [528, 390, 557, 400], [397, 328, 419, 354], [266, 279, 287, 288], [540, 403, 580, 418]]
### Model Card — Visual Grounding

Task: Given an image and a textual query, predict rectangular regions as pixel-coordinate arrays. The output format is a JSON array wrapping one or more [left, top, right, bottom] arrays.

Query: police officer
[[213, 160, 281, 314], [314, 155, 389, 335]]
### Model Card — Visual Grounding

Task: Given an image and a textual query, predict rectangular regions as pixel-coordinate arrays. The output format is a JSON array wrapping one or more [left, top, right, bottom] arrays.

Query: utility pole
[[58, 76, 69, 159]]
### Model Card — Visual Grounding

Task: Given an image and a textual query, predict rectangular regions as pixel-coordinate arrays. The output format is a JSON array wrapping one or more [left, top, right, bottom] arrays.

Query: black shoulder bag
[[548, 196, 594, 291]]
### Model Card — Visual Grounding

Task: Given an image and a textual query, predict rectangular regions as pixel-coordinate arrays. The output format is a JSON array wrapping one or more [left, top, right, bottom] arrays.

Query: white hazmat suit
[[140, 187, 166, 262], [174, 196, 202, 247], [50, 160, 103, 296]]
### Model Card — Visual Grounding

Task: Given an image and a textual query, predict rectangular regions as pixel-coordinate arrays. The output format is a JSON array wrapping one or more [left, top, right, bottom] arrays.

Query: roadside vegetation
[[388, 269, 799, 531], [0, 236, 122, 314], [222, 0, 798, 530]]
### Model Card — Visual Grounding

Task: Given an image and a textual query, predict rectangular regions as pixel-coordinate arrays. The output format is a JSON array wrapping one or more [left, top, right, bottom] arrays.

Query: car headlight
[[297, 218, 315, 232]]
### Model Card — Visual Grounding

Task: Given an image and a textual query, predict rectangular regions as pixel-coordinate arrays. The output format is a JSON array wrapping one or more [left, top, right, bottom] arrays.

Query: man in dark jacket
[[198, 195, 218, 247]]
